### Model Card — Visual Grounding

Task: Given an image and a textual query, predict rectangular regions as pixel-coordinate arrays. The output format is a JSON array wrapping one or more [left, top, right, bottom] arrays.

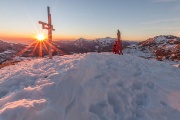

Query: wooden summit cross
[[38, 6, 55, 59]]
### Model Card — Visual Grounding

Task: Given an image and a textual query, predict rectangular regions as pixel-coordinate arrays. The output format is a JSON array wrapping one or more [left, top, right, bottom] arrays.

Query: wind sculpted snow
[[0, 53, 180, 120]]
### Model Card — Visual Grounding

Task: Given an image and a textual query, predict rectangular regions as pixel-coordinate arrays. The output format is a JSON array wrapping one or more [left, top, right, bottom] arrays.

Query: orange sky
[[1, 34, 145, 45]]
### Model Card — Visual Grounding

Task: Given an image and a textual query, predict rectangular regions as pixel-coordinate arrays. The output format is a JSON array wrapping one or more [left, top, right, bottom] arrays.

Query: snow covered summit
[[125, 35, 180, 61], [0, 53, 180, 120]]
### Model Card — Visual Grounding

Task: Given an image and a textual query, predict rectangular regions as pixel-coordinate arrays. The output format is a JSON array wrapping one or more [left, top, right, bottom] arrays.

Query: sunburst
[[16, 33, 65, 58], [36, 33, 46, 42]]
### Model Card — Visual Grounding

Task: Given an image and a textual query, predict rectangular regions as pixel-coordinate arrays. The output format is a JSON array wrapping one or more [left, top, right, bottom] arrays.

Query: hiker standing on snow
[[113, 44, 117, 54], [113, 29, 123, 55]]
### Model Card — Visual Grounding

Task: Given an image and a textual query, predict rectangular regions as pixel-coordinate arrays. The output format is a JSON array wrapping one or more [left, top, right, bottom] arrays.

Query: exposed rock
[[125, 35, 180, 61]]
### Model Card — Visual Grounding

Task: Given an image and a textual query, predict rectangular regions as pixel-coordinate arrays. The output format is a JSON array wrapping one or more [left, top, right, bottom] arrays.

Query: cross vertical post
[[47, 6, 52, 59], [38, 6, 55, 59]]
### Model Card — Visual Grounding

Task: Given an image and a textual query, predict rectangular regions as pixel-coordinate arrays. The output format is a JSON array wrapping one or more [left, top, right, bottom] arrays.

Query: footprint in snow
[[132, 81, 142, 91], [135, 93, 149, 107], [146, 81, 155, 89]]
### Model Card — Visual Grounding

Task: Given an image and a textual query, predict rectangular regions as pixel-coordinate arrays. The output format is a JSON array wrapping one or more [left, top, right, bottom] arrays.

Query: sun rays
[[15, 7, 65, 58], [16, 33, 65, 58]]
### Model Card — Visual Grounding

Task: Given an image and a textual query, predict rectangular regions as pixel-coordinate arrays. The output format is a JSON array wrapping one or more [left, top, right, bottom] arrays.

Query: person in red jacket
[[119, 41, 123, 55], [113, 44, 117, 54], [113, 29, 123, 55], [113, 40, 123, 55]]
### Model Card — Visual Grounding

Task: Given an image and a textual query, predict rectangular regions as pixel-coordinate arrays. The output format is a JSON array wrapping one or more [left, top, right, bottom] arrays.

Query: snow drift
[[0, 53, 180, 120]]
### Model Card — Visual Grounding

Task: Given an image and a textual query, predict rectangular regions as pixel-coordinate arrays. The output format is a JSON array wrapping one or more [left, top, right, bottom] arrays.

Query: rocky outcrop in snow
[[124, 35, 180, 61], [0, 41, 25, 64]]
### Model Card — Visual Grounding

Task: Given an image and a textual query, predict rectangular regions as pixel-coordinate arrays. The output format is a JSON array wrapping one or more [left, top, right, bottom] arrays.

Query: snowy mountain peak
[[154, 35, 179, 44], [75, 38, 93, 43], [139, 35, 180, 47], [125, 35, 180, 61], [74, 38, 90, 48], [154, 35, 167, 43], [96, 37, 116, 44]]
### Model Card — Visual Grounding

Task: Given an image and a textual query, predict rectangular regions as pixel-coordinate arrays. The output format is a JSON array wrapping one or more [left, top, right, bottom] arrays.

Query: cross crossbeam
[[38, 21, 55, 31]]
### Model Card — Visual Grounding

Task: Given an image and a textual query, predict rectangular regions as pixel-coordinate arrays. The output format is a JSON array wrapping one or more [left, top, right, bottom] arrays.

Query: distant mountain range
[[1, 35, 179, 65], [55, 37, 131, 54], [0, 37, 132, 64]]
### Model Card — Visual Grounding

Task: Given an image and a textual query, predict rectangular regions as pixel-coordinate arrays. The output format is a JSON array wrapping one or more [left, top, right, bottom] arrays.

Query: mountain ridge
[[125, 35, 180, 61], [0, 35, 179, 65]]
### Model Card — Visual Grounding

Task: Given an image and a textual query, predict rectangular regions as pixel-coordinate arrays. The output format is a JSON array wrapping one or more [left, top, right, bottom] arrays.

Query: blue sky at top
[[0, 0, 180, 43]]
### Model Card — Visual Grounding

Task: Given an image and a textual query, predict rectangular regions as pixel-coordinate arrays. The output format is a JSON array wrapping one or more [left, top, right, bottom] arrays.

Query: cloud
[[152, 0, 178, 2]]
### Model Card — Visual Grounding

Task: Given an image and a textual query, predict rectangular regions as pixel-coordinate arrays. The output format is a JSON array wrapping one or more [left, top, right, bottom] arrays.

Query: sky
[[0, 0, 180, 44]]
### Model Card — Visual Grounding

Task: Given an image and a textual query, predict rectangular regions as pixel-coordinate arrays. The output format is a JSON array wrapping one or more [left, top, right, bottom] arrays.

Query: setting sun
[[36, 34, 46, 41]]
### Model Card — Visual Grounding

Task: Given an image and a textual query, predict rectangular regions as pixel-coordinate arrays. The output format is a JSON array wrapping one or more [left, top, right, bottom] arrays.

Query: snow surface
[[154, 36, 167, 44], [0, 50, 16, 55], [0, 53, 180, 120], [124, 45, 155, 59]]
